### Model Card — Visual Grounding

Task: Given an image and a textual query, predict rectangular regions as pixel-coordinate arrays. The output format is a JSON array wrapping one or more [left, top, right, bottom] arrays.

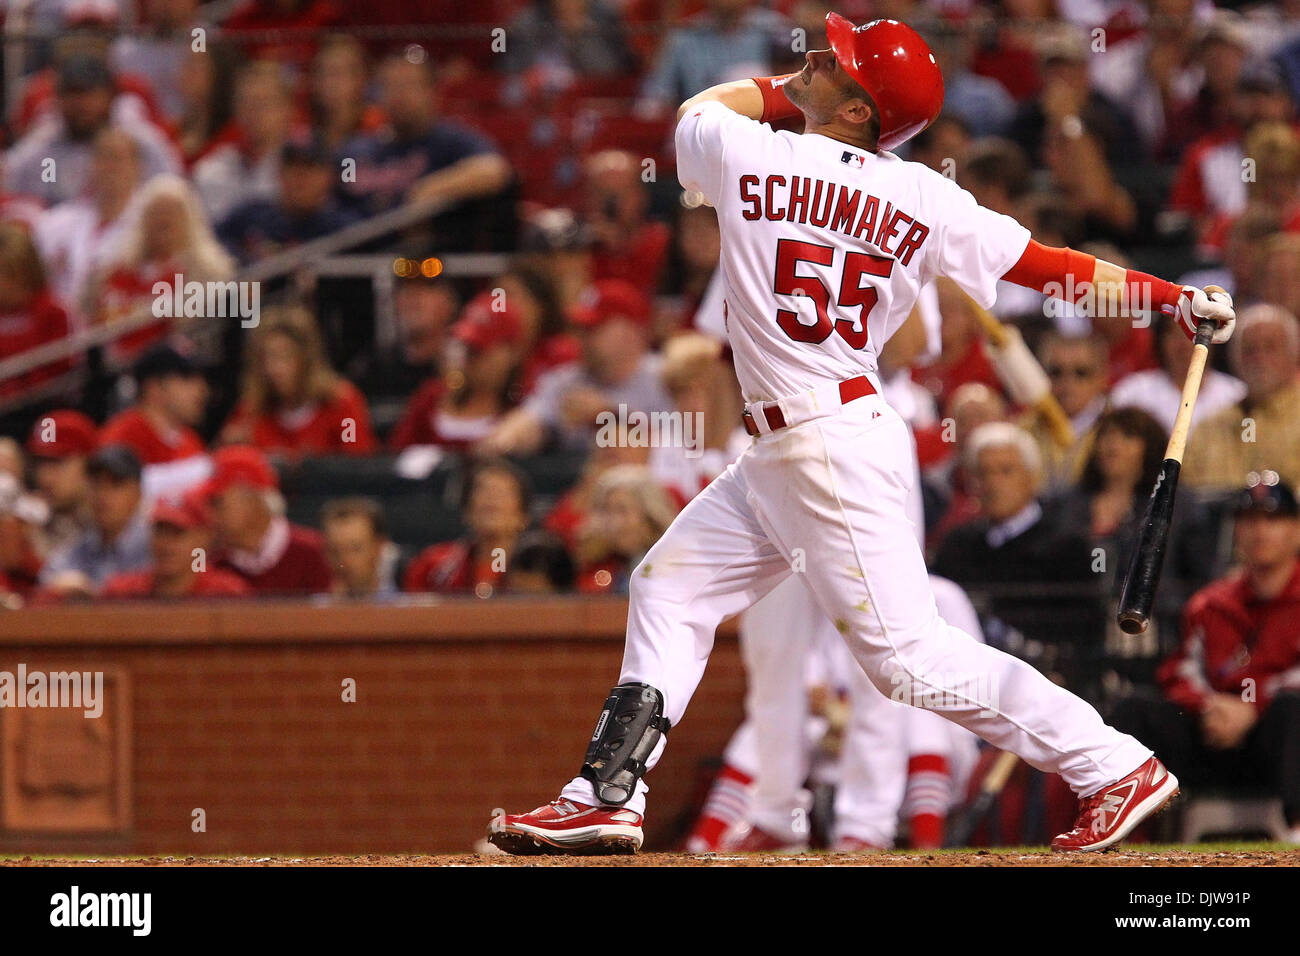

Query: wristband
[[753, 74, 801, 124]]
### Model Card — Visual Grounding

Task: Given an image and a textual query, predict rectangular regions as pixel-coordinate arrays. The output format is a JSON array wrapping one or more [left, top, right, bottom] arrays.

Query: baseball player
[[489, 14, 1236, 855]]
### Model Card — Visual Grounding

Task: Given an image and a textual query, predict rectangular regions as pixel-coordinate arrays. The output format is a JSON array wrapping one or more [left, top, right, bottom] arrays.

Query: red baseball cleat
[[727, 825, 807, 853], [487, 799, 643, 855], [831, 836, 886, 853], [1051, 757, 1179, 852]]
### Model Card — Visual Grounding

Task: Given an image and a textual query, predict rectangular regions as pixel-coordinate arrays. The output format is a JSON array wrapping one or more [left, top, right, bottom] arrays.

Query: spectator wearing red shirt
[[221, 305, 376, 457], [101, 491, 251, 598], [404, 459, 531, 598], [910, 278, 1002, 413], [494, 266, 581, 394], [26, 409, 98, 554], [583, 150, 671, 299], [0, 222, 74, 400], [1111, 474, 1300, 841], [100, 343, 209, 466], [202, 445, 331, 595], [390, 292, 525, 452]]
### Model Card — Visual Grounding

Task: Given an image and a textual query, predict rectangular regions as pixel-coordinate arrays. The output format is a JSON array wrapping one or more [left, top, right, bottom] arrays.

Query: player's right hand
[[1176, 285, 1235, 345]]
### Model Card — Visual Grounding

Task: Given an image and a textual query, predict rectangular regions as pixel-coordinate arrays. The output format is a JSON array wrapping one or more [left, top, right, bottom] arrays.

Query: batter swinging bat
[[1116, 287, 1226, 635]]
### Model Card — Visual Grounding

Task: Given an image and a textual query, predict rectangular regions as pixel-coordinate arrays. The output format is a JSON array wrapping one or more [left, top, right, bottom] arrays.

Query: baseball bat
[[946, 749, 1020, 847], [1116, 288, 1225, 635]]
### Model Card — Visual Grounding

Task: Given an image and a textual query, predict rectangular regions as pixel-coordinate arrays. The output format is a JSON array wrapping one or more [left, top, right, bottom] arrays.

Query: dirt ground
[[5, 846, 1298, 866]]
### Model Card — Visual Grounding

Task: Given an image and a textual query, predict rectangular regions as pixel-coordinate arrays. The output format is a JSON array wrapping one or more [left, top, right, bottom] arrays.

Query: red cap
[[825, 14, 944, 151], [26, 410, 98, 459], [202, 445, 279, 497], [451, 292, 524, 351], [570, 280, 651, 329], [152, 490, 214, 530]]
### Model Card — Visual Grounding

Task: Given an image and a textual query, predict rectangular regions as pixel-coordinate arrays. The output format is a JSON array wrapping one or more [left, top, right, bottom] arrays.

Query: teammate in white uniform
[[489, 14, 1236, 855]]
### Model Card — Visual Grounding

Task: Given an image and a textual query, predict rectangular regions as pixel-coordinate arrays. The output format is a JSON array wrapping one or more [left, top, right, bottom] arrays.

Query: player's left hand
[[1176, 285, 1235, 345]]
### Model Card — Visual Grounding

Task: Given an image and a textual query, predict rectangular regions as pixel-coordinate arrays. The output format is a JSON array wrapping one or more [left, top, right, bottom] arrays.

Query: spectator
[[501, 0, 634, 80], [202, 444, 332, 595], [39, 445, 150, 596], [1110, 474, 1300, 844], [517, 208, 596, 315], [110, 0, 207, 122], [100, 342, 209, 466], [649, 332, 746, 504], [25, 409, 97, 554], [403, 459, 531, 597], [481, 279, 672, 455], [583, 150, 671, 298], [348, 276, 460, 421], [1166, 57, 1295, 243], [0, 222, 74, 400], [1199, 122, 1300, 262], [1077, 242, 1157, 383], [193, 60, 294, 226], [505, 530, 577, 594], [218, 138, 359, 264], [389, 292, 525, 452], [658, 202, 723, 338], [4, 51, 179, 205], [34, 126, 142, 314], [1110, 316, 1246, 435], [101, 490, 251, 598], [343, 53, 512, 219], [1183, 305, 1300, 491], [173, 41, 237, 165], [919, 382, 1009, 547], [637, 0, 785, 117], [932, 422, 1100, 682], [1257, 233, 1300, 318], [910, 278, 1001, 412], [0, 440, 22, 481], [906, 114, 972, 176], [0, 473, 50, 607], [1161, 11, 1253, 163], [925, 24, 1016, 137], [543, 440, 651, 552], [1019, 332, 1110, 488], [320, 497, 399, 599], [575, 464, 679, 594], [309, 35, 382, 153], [91, 173, 235, 363], [494, 265, 580, 393], [220, 305, 376, 457]]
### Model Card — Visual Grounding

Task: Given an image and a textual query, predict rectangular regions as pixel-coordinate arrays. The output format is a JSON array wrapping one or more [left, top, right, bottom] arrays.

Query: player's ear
[[839, 97, 873, 128]]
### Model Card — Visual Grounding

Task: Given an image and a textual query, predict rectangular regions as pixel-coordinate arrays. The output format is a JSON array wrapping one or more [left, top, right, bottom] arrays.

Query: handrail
[[0, 194, 455, 393]]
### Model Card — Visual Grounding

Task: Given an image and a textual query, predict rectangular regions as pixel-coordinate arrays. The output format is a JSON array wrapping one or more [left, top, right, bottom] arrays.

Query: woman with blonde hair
[[220, 305, 376, 457], [576, 464, 679, 595], [90, 173, 235, 363]]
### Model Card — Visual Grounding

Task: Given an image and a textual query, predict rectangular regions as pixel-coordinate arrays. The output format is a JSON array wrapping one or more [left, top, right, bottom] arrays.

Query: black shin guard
[[580, 683, 671, 806]]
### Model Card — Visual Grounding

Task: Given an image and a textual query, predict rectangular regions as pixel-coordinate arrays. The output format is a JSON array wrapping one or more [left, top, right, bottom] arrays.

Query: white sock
[[559, 775, 649, 816]]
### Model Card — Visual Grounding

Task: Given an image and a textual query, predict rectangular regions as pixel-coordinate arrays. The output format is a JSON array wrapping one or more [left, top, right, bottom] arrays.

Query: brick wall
[[0, 600, 745, 854]]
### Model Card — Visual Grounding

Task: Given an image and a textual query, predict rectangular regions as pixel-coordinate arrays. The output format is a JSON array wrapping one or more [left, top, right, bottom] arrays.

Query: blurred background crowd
[[1, 0, 1299, 845]]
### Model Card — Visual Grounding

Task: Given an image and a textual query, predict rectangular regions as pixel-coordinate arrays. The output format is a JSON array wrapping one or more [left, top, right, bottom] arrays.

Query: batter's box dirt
[[4, 844, 1298, 866]]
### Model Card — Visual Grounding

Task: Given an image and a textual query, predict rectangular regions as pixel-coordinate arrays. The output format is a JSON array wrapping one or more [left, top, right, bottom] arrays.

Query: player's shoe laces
[[1051, 757, 1179, 852], [486, 799, 643, 855]]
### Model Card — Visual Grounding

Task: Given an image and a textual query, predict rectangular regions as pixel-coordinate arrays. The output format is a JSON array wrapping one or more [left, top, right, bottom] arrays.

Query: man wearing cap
[[202, 445, 332, 595], [481, 279, 672, 456], [39, 444, 151, 596], [389, 291, 526, 451], [4, 51, 179, 205], [100, 343, 209, 467], [26, 409, 98, 554], [101, 492, 250, 599], [1111, 472, 1300, 844]]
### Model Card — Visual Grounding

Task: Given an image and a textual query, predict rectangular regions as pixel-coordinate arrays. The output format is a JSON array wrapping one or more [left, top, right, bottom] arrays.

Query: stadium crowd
[[2, 0, 1299, 845]]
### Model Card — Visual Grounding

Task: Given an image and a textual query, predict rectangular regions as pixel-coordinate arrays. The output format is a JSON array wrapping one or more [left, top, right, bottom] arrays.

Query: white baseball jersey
[[675, 101, 1031, 403]]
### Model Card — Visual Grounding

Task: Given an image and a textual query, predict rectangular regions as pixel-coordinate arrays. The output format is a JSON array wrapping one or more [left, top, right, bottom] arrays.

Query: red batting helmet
[[825, 14, 944, 151]]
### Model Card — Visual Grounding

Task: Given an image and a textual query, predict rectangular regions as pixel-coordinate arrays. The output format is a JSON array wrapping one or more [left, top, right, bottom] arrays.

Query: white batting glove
[[1176, 286, 1235, 344]]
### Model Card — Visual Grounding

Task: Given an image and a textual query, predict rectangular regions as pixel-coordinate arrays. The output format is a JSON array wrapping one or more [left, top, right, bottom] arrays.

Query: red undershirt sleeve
[[1001, 239, 1184, 317], [753, 75, 802, 125]]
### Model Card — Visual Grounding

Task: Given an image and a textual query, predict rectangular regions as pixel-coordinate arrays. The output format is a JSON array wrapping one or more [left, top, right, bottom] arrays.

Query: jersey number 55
[[773, 238, 893, 351]]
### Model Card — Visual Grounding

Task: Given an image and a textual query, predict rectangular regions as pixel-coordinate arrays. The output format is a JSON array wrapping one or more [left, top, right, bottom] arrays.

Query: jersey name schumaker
[[736, 173, 931, 267]]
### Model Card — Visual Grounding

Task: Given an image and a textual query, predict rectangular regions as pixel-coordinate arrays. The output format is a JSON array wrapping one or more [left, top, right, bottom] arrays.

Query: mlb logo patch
[[841, 151, 864, 169]]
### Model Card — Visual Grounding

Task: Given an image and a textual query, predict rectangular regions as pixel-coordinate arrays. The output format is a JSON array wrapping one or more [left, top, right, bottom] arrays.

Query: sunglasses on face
[[1047, 364, 1100, 380]]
